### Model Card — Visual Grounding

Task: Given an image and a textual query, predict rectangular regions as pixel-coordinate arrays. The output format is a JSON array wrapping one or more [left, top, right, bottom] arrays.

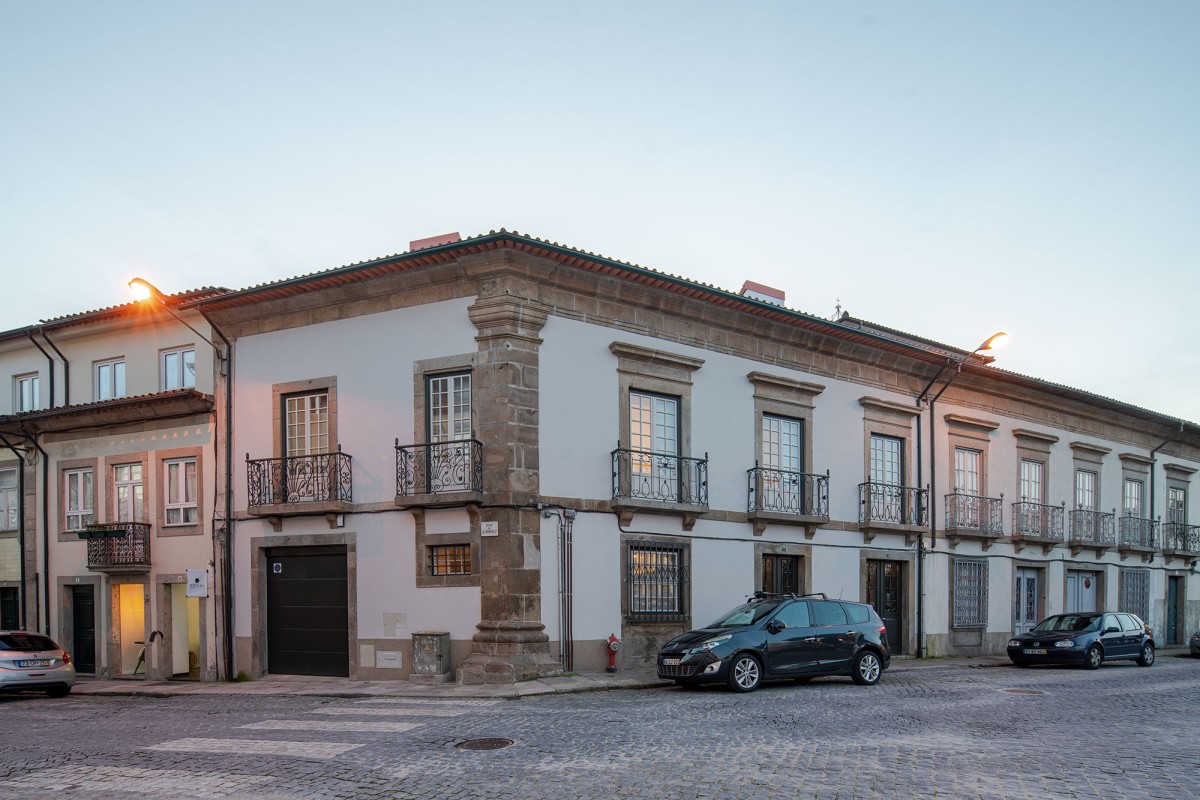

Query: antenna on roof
[[832, 298, 843, 321]]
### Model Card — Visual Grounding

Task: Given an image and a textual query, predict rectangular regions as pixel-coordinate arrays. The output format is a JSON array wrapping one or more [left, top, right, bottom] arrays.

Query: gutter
[[25, 331, 55, 409], [38, 328, 70, 406]]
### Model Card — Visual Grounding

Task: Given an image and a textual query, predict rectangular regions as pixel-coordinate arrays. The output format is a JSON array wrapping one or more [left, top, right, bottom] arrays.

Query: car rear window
[[812, 602, 848, 626], [1117, 614, 1142, 632], [842, 603, 872, 624], [0, 633, 59, 652]]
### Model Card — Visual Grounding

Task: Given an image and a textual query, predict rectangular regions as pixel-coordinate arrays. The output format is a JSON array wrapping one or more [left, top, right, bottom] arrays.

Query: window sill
[[157, 524, 203, 537]]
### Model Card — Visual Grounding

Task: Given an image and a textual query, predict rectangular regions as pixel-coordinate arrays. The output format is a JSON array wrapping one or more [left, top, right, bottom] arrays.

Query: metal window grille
[[952, 559, 988, 629], [627, 544, 688, 620], [1118, 569, 1150, 621], [429, 544, 471, 576]]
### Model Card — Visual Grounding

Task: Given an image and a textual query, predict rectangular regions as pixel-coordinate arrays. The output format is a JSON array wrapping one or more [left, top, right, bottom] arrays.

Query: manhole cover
[[456, 738, 515, 751], [1002, 688, 1045, 695]]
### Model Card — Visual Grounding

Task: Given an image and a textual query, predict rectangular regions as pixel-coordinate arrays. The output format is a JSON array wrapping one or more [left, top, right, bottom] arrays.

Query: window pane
[[1019, 460, 1043, 503], [182, 349, 196, 388], [954, 448, 980, 495], [870, 435, 902, 486], [1075, 470, 1096, 511]]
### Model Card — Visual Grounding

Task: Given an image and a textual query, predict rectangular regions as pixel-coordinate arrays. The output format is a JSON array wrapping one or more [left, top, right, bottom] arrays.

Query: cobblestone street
[[1, 655, 1198, 800]]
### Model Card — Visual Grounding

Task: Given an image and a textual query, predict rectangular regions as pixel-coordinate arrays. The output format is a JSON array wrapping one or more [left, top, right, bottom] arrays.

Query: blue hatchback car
[[1007, 612, 1154, 670]]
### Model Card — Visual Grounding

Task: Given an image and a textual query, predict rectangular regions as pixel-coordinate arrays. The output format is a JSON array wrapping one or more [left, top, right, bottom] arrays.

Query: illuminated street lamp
[[129, 278, 225, 364]]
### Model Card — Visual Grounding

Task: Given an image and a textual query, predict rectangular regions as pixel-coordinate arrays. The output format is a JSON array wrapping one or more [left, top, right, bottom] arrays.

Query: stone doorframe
[[153, 573, 211, 682]]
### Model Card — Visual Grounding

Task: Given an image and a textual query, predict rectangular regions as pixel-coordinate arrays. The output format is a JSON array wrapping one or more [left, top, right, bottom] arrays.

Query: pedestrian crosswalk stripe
[[0, 766, 273, 797], [241, 719, 422, 733], [311, 706, 468, 717], [353, 698, 502, 707], [147, 737, 363, 759]]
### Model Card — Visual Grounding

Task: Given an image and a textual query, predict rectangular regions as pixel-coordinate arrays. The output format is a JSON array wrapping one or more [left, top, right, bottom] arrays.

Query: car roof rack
[[750, 591, 829, 601]]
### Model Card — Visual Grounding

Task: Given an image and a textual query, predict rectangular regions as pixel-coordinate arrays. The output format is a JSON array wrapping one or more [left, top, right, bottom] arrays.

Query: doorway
[[70, 585, 96, 674], [1014, 568, 1040, 635], [0, 587, 18, 630], [1066, 570, 1099, 613], [1166, 576, 1182, 646], [169, 583, 201, 679], [115, 583, 146, 676], [866, 560, 905, 654], [266, 548, 349, 677]]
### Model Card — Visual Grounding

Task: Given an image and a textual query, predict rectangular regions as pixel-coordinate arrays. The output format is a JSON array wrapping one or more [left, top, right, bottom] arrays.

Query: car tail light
[[879, 626, 887, 636], [61, 651, 71, 665]]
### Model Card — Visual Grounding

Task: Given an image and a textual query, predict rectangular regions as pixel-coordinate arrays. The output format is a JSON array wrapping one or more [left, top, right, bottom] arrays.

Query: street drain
[[456, 738, 515, 751], [1002, 688, 1045, 695]]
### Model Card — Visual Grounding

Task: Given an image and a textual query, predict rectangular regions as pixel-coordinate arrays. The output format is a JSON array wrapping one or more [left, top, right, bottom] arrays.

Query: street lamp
[[129, 278, 226, 367], [914, 331, 1007, 658]]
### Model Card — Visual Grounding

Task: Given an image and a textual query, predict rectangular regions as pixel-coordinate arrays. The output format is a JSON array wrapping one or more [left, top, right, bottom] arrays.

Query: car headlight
[[1054, 640, 1075, 648], [687, 634, 732, 655], [1008, 640, 1021, 648]]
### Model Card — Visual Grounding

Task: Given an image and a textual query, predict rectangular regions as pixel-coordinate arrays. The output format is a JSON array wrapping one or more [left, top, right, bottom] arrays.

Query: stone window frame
[[154, 446, 205, 537], [411, 353, 479, 447], [1118, 453, 1152, 517], [619, 532, 691, 627], [1164, 464, 1195, 524], [859, 397, 920, 486], [1118, 567, 1150, 620], [58, 457, 99, 542], [0, 462, 18, 533], [104, 452, 149, 525], [747, 372, 823, 475], [271, 376, 339, 458], [611, 342, 703, 457], [1070, 441, 1111, 512], [944, 415, 999, 497], [1013, 429, 1058, 505], [950, 557, 988, 630], [414, 509, 480, 589]]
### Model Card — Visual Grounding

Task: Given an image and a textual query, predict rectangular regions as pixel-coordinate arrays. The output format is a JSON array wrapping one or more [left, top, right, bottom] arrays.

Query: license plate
[[662, 658, 681, 666], [17, 659, 51, 668], [1023, 649, 1047, 655]]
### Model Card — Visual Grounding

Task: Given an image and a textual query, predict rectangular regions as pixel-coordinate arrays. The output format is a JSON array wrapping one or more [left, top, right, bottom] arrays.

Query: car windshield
[[706, 600, 785, 628], [0, 633, 60, 652], [1032, 614, 1101, 634]]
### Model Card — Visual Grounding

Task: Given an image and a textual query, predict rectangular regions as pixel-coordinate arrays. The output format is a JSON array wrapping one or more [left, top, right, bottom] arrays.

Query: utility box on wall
[[411, 631, 452, 684]]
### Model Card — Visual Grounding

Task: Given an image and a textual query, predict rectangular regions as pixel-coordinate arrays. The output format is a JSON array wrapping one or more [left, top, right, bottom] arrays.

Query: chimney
[[739, 280, 785, 306], [409, 232, 462, 251]]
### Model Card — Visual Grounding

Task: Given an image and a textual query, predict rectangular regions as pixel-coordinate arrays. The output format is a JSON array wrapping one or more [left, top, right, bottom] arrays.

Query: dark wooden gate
[[867, 560, 904, 654], [71, 585, 96, 674], [266, 548, 349, 677]]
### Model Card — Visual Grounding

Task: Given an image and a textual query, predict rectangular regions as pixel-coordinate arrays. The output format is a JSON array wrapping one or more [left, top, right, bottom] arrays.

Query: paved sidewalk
[[71, 648, 1191, 700]]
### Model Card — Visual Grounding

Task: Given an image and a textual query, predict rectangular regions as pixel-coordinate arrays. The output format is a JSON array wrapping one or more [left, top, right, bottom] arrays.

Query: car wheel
[[851, 650, 882, 686], [46, 686, 71, 698], [1136, 643, 1155, 667], [726, 653, 762, 693], [1083, 644, 1103, 670]]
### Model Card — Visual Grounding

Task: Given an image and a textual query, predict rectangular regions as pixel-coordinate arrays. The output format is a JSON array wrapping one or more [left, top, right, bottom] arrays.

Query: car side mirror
[[1103, 627, 1120, 635], [766, 620, 786, 634]]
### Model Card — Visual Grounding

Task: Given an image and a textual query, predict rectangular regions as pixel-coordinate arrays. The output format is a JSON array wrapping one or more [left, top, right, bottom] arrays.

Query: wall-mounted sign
[[481, 521, 499, 537], [186, 569, 209, 598]]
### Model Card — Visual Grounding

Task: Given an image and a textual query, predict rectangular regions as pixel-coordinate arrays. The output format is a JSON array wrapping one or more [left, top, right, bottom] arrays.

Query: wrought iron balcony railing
[[1069, 509, 1116, 547], [82, 522, 151, 570], [747, 466, 829, 518], [1012, 500, 1065, 541], [945, 493, 1004, 535], [1119, 515, 1159, 549], [612, 448, 708, 507], [858, 481, 928, 527], [395, 439, 483, 497], [246, 448, 353, 506], [1162, 522, 1200, 554]]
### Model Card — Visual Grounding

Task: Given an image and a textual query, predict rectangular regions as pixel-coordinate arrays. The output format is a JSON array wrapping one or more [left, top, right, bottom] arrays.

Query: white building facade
[[198, 231, 1200, 682]]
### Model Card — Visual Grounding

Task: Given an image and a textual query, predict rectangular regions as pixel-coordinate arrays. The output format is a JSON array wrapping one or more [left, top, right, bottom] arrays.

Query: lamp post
[[130, 278, 235, 682], [914, 331, 1007, 659]]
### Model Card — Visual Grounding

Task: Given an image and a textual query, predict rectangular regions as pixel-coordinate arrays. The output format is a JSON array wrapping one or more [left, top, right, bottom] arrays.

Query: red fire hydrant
[[606, 633, 621, 673]]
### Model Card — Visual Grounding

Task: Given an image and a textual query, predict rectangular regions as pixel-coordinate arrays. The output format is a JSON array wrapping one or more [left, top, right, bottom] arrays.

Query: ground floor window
[[952, 559, 988, 628], [429, 544, 472, 576], [626, 542, 688, 621], [1118, 569, 1150, 621], [761, 553, 801, 595]]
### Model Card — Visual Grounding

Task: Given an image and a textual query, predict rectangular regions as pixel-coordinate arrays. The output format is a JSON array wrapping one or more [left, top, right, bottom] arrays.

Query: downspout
[[25, 331, 55, 409], [19, 426, 50, 635], [1149, 420, 1184, 528], [0, 434, 27, 627], [38, 328, 70, 406], [195, 305, 235, 682], [914, 404, 925, 659]]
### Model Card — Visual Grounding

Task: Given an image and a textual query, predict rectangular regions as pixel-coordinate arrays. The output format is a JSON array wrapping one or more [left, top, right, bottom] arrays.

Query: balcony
[[611, 448, 708, 531], [944, 493, 1004, 550], [746, 466, 830, 537], [1010, 500, 1064, 555], [1068, 509, 1116, 556], [858, 480, 928, 544], [395, 439, 483, 510], [1162, 522, 1200, 559], [246, 448, 353, 530], [80, 522, 151, 573], [1118, 515, 1159, 562]]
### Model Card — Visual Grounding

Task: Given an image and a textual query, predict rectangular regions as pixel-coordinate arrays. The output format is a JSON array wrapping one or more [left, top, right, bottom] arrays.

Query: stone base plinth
[[457, 621, 561, 685]]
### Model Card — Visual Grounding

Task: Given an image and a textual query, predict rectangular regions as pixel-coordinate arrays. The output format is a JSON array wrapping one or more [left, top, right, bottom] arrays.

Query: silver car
[[0, 631, 76, 697]]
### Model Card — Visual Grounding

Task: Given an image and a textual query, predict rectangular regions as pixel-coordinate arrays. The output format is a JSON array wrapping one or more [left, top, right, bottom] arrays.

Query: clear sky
[[3, 2, 1197, 421]]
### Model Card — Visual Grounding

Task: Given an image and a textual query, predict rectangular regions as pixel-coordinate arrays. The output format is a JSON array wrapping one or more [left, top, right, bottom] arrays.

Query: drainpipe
[[0, 434, 27, 627], [1148, 420, 1183, 531], [914, 405, 925, 659], [37, 328, 70, 406], [25, 331, 55, 409], [19, 426, 50, 635], [195, 305, 235, 682]]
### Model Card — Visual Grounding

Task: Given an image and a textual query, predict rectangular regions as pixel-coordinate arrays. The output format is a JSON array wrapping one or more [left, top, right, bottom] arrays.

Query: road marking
[[0, 766, 273, 797], [310, 706, 468, 717], [353, 697, 502, 707], [241, 719, 423, 733], [147, 737, 363, 759]]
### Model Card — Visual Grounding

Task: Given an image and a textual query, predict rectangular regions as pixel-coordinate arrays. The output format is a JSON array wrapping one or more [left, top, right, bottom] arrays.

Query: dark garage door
[[266, 548, 349, 677]]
